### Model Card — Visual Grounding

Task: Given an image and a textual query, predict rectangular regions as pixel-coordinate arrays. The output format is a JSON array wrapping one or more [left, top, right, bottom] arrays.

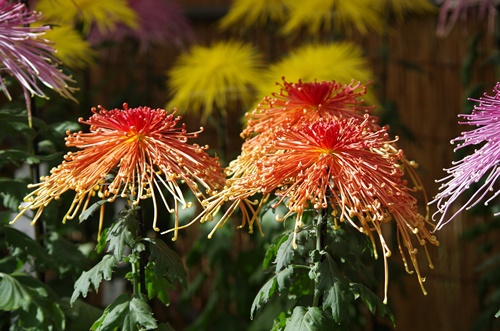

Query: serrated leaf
[[91, 294, 157, 331], [106, 211, 137, 260], [145, 265, 172, 305], [350, 283, 395, 326], [79, 200, 108, 223], [0, 177, 29, 210], [264, 234, 289, 269], [71, 254, 117, 304], [284, 306, 324, 331], [276, 233, 294, 271], [145, 238, 186, 288], [317, 253, 350, 323], [251, 265, 294, 318]]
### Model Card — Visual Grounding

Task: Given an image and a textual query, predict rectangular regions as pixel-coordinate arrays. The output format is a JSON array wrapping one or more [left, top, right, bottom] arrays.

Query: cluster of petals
[[12, 104, 225, 240], [88, 0, 194, 52], [187, 79, 439, 302], [431, 82, 500, 228], [0, 1, 76, 104], [437, 0, 497, 37]]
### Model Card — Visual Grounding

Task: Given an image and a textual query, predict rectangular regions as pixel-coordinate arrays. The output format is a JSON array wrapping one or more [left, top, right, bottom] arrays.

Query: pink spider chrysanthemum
[[431, 82, 500, 229], [0, 1, 76, 114], [437, 0, 497, 37], [88, 0, 193, 52], [12, 104, 225, 239]]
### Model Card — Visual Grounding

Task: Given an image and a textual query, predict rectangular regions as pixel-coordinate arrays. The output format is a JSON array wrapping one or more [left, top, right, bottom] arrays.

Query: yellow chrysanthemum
[[281, 0, 383, 35], [258, 42, 376, 106], [219, 0, 288, 30], [166, 41, 264, 123], [374, 0, 437, 20], [39, 23, 97, 70], [35, 0, 138, 34]]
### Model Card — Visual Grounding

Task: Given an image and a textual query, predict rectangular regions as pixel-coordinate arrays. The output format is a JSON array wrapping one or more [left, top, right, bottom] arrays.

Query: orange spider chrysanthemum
[[251, 117, 437, 302], [12, 104, 225, 239], [244, 79, 374, 138]]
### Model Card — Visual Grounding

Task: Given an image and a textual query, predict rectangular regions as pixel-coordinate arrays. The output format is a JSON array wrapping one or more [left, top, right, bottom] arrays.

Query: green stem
[[312, 210, 327, 307], [136, 208, 147, 297]]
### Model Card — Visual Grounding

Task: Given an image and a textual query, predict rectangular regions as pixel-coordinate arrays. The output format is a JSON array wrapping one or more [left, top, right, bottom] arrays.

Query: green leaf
[[0, 272, 31, 310], [71, 254, 117, 304], [317, 253, 350, 323], [275, 233, 295, 271], [263, 234, 289, 269], [0, 149, 59, 166], [0, 272, 66, 331], [79, 200, 108, 223], [0, 177, 29, 210], [251, 265, 294, 318], [45, 232, 88, 278], [284, 306, 324, 331], [50, 121, 81, 136], [106, 209, 137, 260], [91, 294, 157, 331], [145, 265, 172, 305], [495, 308, 500, 318], [145, 238, 187, 288], [62, 298, 103, 331], [350, 283, 395, 326], [0, 223, 56, 270]]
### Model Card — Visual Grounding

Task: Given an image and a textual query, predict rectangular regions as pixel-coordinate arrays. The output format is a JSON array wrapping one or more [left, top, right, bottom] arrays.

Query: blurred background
[[3, 0, 500, 330]]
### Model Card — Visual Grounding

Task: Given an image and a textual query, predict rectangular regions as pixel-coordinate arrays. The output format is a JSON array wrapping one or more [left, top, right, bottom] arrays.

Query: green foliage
[[71, 254, 118, 304], [251, 265, 294, 318], [145, 237, 187, 288], [465, 218, 500, 331], [45, 231, 88, 279], [0, 223, 56, 272], [0, 272, 65, 331], [0, 177, 30, 210], [284, 306, 331, 331], [252, 212, 394, 330], [61, 298, 103, 331], [91, 294, 157, 331]]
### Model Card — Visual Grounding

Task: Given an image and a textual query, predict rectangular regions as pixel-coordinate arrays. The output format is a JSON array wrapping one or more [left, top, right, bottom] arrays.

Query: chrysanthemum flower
[[12, 104, 225, 239], [437, 0, 496, 37], [245, 79, 374, 138], [88, 0, 193, 52], [218, 0, 288, 31], [35, 0, 138, 35], [0, 1, 76, 106], [431, 82, 500, 229], [188, 116, 438, 303], [258, 42, 376, 106], [39, 23, 96, 70], [281, 0, 383, 36], [166, 41, 264, 122]]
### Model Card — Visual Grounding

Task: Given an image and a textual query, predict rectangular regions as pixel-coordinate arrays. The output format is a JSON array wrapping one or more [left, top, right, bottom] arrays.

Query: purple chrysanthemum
[[431, 82, 500, 229], [0, 1, 76, 107], [88, 0, 193, 52], [437, 0, 497, 37]]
